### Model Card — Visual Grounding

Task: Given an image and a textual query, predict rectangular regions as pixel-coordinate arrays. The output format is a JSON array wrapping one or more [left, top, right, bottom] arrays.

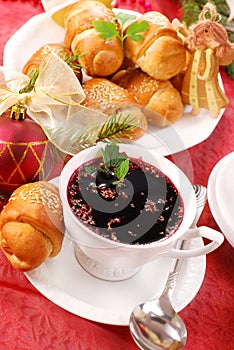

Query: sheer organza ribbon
[[0, 52, 108, 155]]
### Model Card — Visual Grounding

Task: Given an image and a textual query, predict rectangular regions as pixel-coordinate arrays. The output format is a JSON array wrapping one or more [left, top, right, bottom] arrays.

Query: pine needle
[[97, 112, 139, 142], [52, 112, 140, 156], [19, 68, 39, 93], [60, 48, 87, 74]]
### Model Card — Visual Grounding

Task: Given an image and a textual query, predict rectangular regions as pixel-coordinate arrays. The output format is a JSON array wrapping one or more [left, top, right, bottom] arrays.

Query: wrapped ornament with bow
[[0, 52, 145, 194]]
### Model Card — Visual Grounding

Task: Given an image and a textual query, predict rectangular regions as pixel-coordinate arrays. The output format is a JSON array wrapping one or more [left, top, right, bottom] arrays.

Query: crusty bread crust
[[81, 78, 148, 139], [0, 182, 64, 271], [64, 0, 124, 77], [112, 68, 184, 127], [22, 43, 83, 83], [124, 11, 187, 81]]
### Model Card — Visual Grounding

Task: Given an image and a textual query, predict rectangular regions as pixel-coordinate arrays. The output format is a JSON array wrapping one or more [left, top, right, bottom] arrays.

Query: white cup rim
[[59, 143, 196, 250]]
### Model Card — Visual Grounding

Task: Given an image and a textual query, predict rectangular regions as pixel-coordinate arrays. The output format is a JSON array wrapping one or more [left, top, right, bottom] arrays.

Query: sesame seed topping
[[9, 182, 63, 221], [83, 80, 131, 109]]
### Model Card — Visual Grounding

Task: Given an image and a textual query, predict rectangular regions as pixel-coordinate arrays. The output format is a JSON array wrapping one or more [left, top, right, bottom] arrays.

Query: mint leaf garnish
[[100, 142, 130, 184], [92, 20, 118, 40], [93, 12, 149, 48], [113, 158, 130, 185], [126, 20, 149, 42]]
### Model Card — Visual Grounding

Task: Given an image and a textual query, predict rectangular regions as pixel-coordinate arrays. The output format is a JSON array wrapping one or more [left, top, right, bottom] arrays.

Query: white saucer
[[208, 152, 234, 247], [24, 236, 206, 325]]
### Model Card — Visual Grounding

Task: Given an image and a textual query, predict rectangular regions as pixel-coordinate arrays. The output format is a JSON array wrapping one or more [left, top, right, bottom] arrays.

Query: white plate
[[208, 152, 234, 247], [24, 235, 206, 325], [25, 177, 206, 325], [3, 11, 224, 156]]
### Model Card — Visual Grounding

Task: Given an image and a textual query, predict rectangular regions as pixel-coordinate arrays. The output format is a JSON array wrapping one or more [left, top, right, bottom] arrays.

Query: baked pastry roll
[[22, 43, 83, 83], [112, 68, 184, 127], [0, 181, 64, 271], [124, 11, 187, 81], [64, 0, 124, 77], [81, 77, 148, 140]]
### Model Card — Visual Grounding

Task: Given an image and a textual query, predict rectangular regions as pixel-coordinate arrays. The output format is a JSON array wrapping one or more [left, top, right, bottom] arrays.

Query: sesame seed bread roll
[[81, 78, 148, 140], [64, 0, 124, 77], [64, 0, 107, 48], [22, 43, 83, 83], [0, 182, 64, 271], [124, 12, 187, 81], [111, 68, 184, 127], [22, 43, 67, 75]]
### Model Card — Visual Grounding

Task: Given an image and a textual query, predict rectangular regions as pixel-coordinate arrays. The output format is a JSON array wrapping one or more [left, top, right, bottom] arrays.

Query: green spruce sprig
[[93, 12, 149, 48], [97, 112, 139, 142], [19, 68, 39, 93], [60, 48, 87, 74], [53, 111, 140, 160]]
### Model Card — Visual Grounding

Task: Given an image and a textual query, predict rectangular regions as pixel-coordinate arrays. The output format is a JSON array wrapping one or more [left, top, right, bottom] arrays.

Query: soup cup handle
[[168, 226, 224, 258]]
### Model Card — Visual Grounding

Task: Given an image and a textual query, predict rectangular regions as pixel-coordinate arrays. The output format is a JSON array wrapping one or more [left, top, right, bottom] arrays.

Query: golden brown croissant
[[0, 181, 64, 271], [124, 11, 187, 81], [22, 43, 83, 83], [81, 77, 148, 140], [111, 68, 184, 127], [64, 0, 124, 77]]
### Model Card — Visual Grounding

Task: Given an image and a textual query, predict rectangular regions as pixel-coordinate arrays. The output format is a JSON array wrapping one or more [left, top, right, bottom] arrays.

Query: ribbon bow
[[0, 52, 107, 155]]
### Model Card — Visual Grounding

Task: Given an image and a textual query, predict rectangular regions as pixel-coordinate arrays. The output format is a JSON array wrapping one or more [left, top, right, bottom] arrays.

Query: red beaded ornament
[[0, 104, 55, 195]]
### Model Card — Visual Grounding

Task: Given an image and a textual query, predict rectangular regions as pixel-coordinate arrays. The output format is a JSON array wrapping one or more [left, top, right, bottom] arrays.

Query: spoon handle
[[162, 184, 207, 297], [191, 184, 207, 228], [162, 240, 189, 297]]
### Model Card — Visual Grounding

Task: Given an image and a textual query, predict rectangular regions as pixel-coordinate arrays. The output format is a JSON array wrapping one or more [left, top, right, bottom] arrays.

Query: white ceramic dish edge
[[208, 152, 234, 247], [3, 11, 225, 156]]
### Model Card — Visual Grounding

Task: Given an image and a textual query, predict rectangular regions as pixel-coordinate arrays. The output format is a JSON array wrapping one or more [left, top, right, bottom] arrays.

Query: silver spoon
[[129, 184, 207, 350]]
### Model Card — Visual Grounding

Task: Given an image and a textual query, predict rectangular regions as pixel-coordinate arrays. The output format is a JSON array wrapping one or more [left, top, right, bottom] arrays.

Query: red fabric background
[[0, 1, 234, 349]]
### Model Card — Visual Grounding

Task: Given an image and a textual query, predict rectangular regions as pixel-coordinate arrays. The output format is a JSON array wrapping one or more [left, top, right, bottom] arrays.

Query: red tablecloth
[[0, 1, 233, 349]]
